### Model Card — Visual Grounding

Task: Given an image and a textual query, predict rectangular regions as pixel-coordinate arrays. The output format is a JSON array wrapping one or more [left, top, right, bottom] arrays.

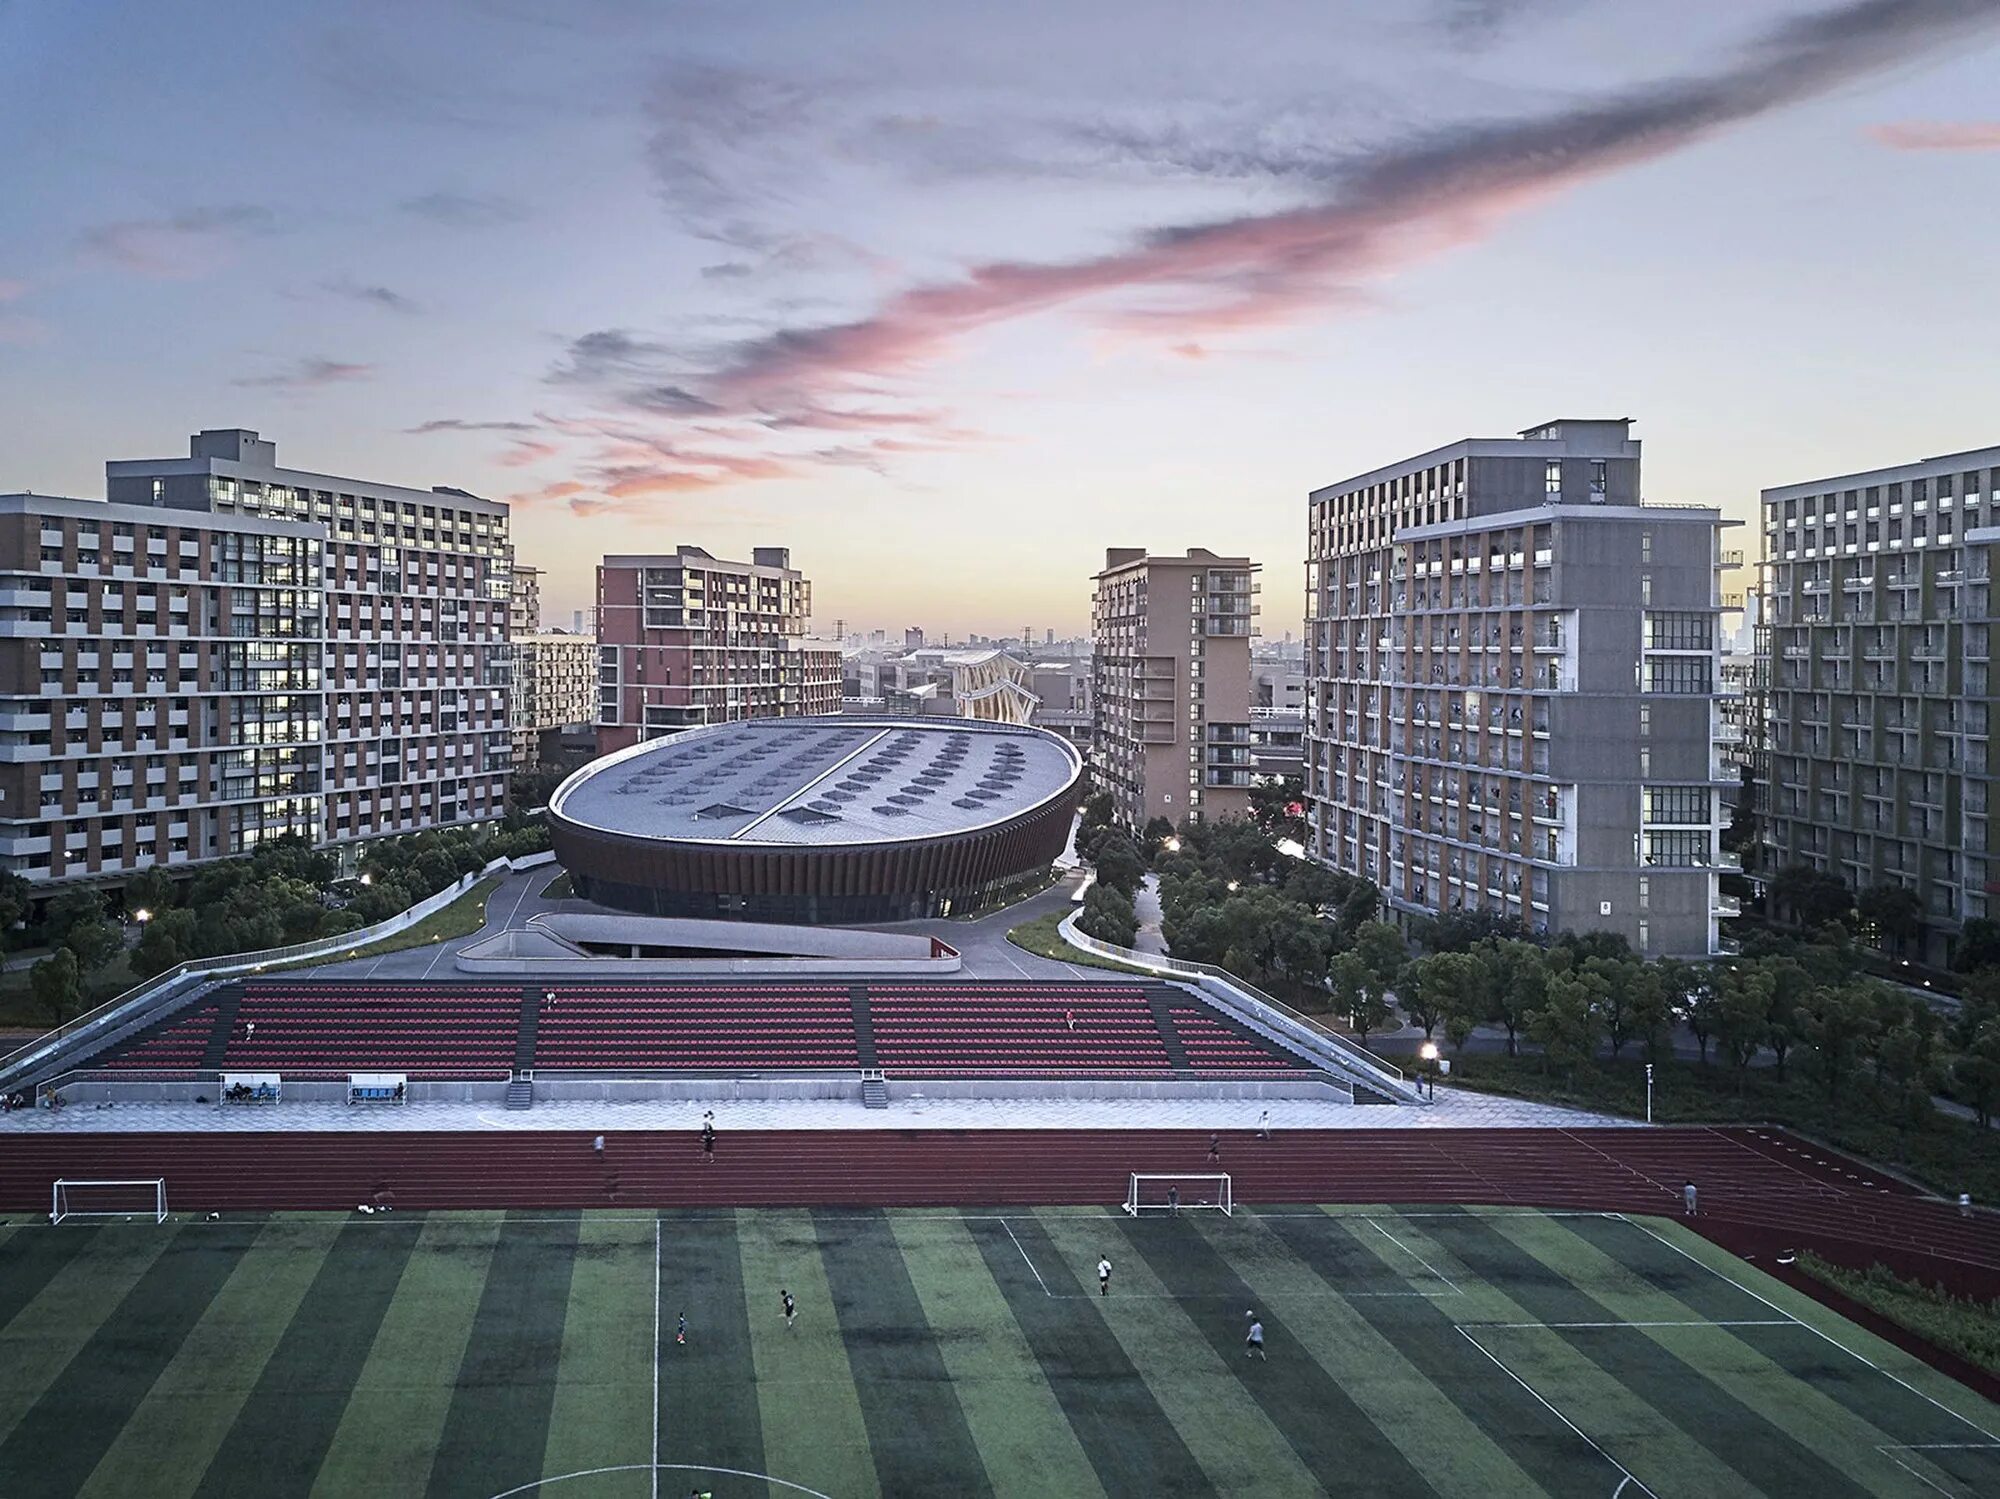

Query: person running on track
[[1257, 1109, 1271, 1140], [1168, 1184, 1181, 1215], [701, 1116, 715, 1164], [1245, 1311, 1266, 1360], [1208, 1132, 1221, 1163], [1682, 1180, 1698, 1216], [1097, 1254, 1112, 1296], [782, 1288, 797, 1328]]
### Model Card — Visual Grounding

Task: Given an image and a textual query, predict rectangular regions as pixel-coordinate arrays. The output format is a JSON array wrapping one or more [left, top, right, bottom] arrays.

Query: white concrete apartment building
[[511, 631, 598, 771], [1762, 443, 2000, 964], [1305, 419, 1735, 956], [105, 429, 513, 856], [1091, 547, 1259, 831]]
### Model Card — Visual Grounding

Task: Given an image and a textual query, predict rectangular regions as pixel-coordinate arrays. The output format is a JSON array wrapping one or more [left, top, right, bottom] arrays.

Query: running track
[[8, 1123, 1998, 1393]]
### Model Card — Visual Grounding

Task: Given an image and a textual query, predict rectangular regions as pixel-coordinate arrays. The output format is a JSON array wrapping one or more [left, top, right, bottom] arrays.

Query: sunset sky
[[4, 0, 1998, 639]]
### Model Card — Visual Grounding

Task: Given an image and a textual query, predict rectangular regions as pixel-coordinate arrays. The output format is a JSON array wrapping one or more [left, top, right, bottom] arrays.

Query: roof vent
[[694, 801, 752, 820]]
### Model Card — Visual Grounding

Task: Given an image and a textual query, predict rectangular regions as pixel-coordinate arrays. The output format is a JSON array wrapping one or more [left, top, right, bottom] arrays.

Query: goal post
[[1124, 1172, 1232, 1217], [50, 1178, 168, 1225]]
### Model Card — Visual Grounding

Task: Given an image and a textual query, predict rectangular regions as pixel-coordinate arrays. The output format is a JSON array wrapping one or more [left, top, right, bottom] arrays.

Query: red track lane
[[2, 1123, 1994, 1278]]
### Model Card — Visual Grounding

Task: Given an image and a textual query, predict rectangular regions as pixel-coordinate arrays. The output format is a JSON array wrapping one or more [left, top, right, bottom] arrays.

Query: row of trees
[[22, 819, 553, 1022]]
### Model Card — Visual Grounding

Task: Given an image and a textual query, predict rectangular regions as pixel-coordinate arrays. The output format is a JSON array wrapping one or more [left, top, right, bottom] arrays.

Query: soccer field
[[1, 1204, 1995, 1498]]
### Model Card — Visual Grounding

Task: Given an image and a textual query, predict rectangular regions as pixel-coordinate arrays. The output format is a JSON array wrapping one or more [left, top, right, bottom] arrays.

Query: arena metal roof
[[551, 717, 1081, 847]]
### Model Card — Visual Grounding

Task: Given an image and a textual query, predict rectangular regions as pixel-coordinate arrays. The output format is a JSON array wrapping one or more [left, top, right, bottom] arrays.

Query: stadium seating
[[865, 982, 1174, 1075], [218, 984, 521, 1078], [534, 985, 859, 1070], [73, 978, 1312, 1080], [1166, 1006, 1311, 1074], [94, 1001, 220, 1071]]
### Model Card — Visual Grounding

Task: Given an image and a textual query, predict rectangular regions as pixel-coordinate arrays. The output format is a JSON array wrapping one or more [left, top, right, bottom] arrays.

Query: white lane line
[[1457, 1327, 1657, 1498], [1470, 1320, 1795, 1330]]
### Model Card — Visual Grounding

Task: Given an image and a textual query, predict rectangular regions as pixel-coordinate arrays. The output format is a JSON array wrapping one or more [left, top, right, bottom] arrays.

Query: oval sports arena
[[547, 716, 1083, 923]]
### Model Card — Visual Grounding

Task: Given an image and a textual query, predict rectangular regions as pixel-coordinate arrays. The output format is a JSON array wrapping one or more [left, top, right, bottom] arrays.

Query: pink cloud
[[498, 439, 559, 467], [1869, 120, 2000, 151], [0, 279, 26, 302], [78, 205, 274, 278], [693, 0, 1996, 405]]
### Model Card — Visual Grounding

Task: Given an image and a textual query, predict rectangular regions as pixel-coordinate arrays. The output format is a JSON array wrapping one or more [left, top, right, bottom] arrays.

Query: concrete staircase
[[507, 987, 542, 1110]]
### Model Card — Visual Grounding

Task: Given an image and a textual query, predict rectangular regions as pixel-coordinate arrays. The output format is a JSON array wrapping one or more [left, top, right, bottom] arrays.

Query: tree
[[1953, 918, 2000, 974], [1768, 865, 1853, 931], [1090, 835, 1145, 899], [1078, 884, 1138, 948], [1589, 958, 1650, 1059], [1528, 970, 1607, 1084], [130, 908, 197, 980], [0, 869, 31, 940], [1351, 922, 1407, 993], [1483, 940, 1548, 1056], [1856, 883, 1925, 958], [1079, 789, 1114, 835], [43, 887, 108, 947], [1140, 816, 1176, 864], [30, 948, 82, 1025], [1951, 1011, 2000, 1127], [1799, 981, 1880, 1102], [1402, 951, 1486, 1041], [1328, 950, 1391, 1048], [1761, 956, 1813, 1078], [1412, 908, 1526, 954], [122, 866, 176, 918], [1713, 962, 1776, 1087], [60, 916, 124, 974], [1680, 963, 1723, 1066], [1621, 962, 1676, 1064], [1397, 954, 1449, 1040]]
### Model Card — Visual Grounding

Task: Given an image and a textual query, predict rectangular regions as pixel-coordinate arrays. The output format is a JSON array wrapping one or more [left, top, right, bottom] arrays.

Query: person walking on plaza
[[1683, 1180, 1698, 1217], [1245, 1311, 1266, 1360], [676, 1312, 687, 1346], [1097, 1254, 1112, 1296], [782, 1288, 797, 1329]]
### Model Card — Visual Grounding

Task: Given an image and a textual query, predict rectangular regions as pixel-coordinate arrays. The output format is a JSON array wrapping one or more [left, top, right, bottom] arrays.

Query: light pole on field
[[1645, 1062, 1654, 1125]]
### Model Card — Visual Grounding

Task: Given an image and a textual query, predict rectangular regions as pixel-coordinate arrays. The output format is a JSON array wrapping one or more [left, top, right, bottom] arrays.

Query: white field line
[[1457, 1326, 1657, 1499], [1618, 1215, 2000, 1447], [651, 1218, 661, 1499], [1365, 1218, 1462, 1295]]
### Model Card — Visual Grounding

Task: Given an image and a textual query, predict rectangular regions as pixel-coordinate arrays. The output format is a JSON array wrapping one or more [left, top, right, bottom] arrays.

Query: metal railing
[[1057, 909, 1414, 1099]]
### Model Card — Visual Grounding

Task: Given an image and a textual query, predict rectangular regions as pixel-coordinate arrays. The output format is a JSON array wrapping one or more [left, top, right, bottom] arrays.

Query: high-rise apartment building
[[107, 429, 513, 852], [0, 494, 327, 882], [509, 564, 542, 636], [1306, 419, 1734, 956], [510, 632, 599, 772], [1090, 547, 1259, 830], [1762, 444, 2000, 964], [595, 546, 840, 751]]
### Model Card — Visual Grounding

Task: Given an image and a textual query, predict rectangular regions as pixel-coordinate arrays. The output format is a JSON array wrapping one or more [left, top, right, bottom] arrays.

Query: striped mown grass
[[1, 1207, 1997, 1497]]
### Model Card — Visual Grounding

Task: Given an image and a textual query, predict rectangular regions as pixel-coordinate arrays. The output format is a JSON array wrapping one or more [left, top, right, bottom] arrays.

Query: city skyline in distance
[[4, 0, 1999, 635]]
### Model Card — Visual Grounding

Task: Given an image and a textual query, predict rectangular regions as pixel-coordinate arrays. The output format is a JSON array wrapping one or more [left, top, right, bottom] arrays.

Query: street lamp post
[[1645, 1062, 1654, 1126], [1420, 1041, 1440, 1100]]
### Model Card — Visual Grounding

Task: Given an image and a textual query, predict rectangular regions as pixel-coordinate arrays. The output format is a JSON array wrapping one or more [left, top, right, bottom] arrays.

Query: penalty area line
[[1457, 1327, 1657, 1499]]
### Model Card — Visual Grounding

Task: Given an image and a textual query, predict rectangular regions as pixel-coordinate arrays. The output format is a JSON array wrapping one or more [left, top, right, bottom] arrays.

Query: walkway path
[[0, 1084, 1621, 1136]]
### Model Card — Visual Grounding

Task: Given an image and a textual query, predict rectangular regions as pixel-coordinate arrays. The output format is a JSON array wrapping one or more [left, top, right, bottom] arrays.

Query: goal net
[[50, 1178, 168, 1225], [1124, 1173, 1232, 1216]]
